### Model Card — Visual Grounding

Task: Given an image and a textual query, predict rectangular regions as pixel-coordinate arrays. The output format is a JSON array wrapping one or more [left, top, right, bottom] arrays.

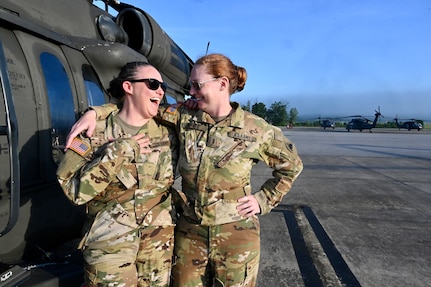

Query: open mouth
[[150, 97, 160, 104]]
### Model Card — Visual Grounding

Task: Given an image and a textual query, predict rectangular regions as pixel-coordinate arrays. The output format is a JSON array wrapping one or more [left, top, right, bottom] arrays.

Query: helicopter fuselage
[[0, 0, 192, 285]]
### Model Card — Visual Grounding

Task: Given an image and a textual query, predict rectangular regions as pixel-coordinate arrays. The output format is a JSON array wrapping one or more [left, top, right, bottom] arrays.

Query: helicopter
[[394, 118, 423, 131], [345, 107, 383, 132], [310, 117, 336, 129], [0, 0, 192, 285], [319, 118, 335, 129]]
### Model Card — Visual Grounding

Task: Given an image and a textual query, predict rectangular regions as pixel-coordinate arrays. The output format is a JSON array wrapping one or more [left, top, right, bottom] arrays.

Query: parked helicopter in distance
[[394, 118, 423, 131], [319, 118, 335, 129], [346, 107, 383, 132]]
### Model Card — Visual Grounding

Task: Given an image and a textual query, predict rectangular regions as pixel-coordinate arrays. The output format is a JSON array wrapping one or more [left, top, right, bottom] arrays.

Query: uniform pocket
[[201, 199, 242, 226], [214, 246, 260, 287], [82, 203, 138, 247]]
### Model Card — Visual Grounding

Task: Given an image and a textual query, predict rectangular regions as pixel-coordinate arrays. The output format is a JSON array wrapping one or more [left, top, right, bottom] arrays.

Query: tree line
[[241, 100, 298, 126]]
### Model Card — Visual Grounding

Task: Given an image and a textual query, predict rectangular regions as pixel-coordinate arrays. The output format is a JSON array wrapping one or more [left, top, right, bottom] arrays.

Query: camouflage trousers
[[83, 225, 174, 287], [171, 216, 260, 287]]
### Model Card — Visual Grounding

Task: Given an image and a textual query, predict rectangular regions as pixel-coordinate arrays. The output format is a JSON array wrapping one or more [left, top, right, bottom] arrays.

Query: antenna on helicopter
[[206, 41, 210, 55]]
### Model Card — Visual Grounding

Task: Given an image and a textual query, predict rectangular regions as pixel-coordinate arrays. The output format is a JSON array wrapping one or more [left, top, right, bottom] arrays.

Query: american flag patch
[[166, 103, 181, 113], [69, 137, 91, 157]]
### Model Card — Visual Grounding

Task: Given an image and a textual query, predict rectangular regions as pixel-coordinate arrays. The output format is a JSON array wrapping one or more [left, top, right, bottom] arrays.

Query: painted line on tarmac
[[281, 207, 323, 286], [274, 205, 361, 287], [301, 206, 361, 287]]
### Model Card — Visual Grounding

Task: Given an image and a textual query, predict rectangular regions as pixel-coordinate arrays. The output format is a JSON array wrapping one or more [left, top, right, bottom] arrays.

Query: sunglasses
[[190, 77, 219, 91], [129, 78, 167, 92]]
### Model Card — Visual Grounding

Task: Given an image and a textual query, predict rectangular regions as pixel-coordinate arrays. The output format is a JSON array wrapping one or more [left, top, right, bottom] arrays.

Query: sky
[[100, 0, 431, 121]]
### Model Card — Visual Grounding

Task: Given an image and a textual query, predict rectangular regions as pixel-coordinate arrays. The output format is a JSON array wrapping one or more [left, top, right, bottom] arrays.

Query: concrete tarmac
[[256, 128, 431, 287]]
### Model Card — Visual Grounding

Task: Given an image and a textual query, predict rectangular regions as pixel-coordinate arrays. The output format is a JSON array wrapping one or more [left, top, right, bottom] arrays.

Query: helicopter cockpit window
[[82, 64, 106, 106], [40, 52, 75, 147]]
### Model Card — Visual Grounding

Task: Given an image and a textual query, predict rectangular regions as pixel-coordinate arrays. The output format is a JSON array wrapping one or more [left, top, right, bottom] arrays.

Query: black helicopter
[[0, 0, 192, 285], [316, 117, 335, 129], [394, 118, 423, 131], [345, 107, 383, 132]]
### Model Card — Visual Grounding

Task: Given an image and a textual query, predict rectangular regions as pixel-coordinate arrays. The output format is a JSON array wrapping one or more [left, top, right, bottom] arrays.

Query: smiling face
[[123, 65, 165, 122], [189, 64, 230, 116]]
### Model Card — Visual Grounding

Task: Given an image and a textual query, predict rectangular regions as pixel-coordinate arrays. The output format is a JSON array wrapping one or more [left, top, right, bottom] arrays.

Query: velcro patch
[[185, 122, 208, 131], [150, 140, 170, 148], [69, 137, 91, 157]]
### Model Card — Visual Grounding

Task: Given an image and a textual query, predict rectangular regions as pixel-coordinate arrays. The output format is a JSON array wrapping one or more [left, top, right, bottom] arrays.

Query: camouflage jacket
[[93, 103, 303, 226], [57, 110, 179, 226]]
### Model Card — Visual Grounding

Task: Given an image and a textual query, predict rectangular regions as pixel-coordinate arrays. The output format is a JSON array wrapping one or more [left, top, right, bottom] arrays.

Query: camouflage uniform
[[93, 103, 303, 287], [57, 110, 178, 287]]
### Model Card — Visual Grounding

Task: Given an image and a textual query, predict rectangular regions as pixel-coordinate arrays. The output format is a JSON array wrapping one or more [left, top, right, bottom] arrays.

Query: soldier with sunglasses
[[57, 62, 178, 287], [65, 54, 303, 287]]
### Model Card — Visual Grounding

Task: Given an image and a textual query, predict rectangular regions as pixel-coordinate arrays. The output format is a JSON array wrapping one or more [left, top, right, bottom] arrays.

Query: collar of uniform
[[197, 102, 245, 129], [145, 117, 160, 136], [229, 102, 245, 129], [109, 111, 158, 137]]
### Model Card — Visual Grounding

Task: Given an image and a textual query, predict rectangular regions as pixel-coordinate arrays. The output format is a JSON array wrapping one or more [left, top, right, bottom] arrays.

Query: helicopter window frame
[[40, 52, 75, 145], [82, 64, 106, 106]]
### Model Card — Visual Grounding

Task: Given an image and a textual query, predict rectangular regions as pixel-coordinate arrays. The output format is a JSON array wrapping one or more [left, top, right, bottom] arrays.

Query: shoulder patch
[[166, 103, 182, 114], [69, 137, 91, 157]]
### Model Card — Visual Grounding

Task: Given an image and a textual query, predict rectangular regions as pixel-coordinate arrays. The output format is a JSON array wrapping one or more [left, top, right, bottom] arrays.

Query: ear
[[219, 76, 229, 91], [122, 80, 133, 94]]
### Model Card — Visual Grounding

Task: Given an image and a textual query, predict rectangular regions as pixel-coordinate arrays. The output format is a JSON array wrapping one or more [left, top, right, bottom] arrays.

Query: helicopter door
[[13, 31, 78, 182], [0, 29, 86, 263], [0, 33, 20, 236]]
